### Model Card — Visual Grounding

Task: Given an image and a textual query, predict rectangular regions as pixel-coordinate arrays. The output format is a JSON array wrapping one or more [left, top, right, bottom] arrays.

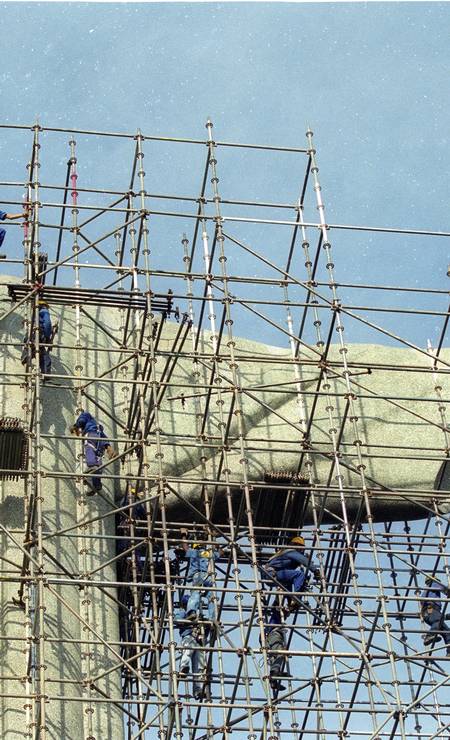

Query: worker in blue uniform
[[70, 411, 116, 493], [0, 208, 28, 257], [179, 530, 223, 621], [21, 300, 57, 376], [38, 300, 53, 374], [420, 576, 450, 655], [175, 594, 206, 700], [266, 535, 321, 607]]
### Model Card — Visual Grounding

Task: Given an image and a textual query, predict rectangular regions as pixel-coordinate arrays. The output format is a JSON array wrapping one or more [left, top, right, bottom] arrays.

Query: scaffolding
[[0, 120, 450, 740]]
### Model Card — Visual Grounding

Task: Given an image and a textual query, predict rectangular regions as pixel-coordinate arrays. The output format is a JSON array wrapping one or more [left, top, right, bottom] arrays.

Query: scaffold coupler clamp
[[331, 298, 341, 312]]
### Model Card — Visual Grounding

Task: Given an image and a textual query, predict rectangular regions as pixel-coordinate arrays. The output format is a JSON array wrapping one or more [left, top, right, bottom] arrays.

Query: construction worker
[[21, 300, 57, 376], [263, 606, 291, 693], [175, 594, 206, 700], [38, 300, 54, 374], [0, 208, 28, 258], [70, 411, 116, 494], [179, 530, 223, 621], [265, 535, 321, 607], [420, 576, 450, 655]]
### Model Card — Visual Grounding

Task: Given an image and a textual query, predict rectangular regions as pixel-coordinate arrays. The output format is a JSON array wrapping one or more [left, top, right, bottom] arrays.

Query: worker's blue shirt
[[39, 308, 52, 342], [174, 607, 194, 638], [420, 582, 448, 611], [74, 411, 102, 435], [268, 548, 318, 574], [74, 411, 109, 454], [0, 211, 7, 221], [185, 546, 219, 578]]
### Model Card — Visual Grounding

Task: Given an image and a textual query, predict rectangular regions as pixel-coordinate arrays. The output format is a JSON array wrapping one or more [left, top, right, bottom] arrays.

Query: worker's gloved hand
[[313, 568, 321, 581]]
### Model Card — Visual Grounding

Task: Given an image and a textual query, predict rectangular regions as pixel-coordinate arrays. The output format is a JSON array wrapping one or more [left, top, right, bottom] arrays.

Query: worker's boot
[[84, 467, 102, 494], [267, 626, 291, 681], [423, 631, 442, 646], [270, 661, 292, 679], [195, 676, 211, 701]]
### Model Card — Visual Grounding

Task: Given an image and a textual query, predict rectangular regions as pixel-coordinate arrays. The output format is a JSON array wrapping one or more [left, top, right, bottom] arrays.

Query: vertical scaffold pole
[[197, 198, 244, 730], [281, 190, 325, 735], [306, 126, 407, 737], [295, 176, 354, 738], [30, 120, 49, 740], [21, 133, 37, 739], [135, 129, 183, 738], [205, 117, 278, 734], [68, 137, 96, 738], [115, 225, 148, 731]]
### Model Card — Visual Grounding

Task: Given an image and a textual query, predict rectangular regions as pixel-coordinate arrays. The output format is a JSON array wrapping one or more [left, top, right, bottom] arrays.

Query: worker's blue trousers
[[0, 228, 5, 249], [423, 607, 450, 646], [186, 571, 216, 620], [39, 348, 51, 374], [268, 567, 306, 594], [179, 634, 205, 694], [84, 434, 103, 491]]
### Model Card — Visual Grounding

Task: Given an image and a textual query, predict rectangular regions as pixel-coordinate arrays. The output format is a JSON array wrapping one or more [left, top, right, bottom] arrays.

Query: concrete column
[[0, 280, 124, 740]]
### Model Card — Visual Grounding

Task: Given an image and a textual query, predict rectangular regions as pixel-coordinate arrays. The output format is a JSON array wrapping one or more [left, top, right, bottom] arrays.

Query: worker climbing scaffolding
[[178, 529, 224, 622], [420, 576, 450, 655], [265, 535, 321, 609], [258, 535, 323, 695], [21, 299, 57, 376], [175, 594, 207, 701], [70, 411, 116, 494]]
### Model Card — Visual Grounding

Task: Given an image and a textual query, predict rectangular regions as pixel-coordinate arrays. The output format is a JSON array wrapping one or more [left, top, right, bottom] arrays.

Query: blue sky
[[0, 2, 449, 347], [1, 1, 447, 218]]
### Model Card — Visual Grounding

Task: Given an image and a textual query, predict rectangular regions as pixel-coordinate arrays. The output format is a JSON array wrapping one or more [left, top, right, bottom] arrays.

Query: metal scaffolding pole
[[0, 120, 449, 740]]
